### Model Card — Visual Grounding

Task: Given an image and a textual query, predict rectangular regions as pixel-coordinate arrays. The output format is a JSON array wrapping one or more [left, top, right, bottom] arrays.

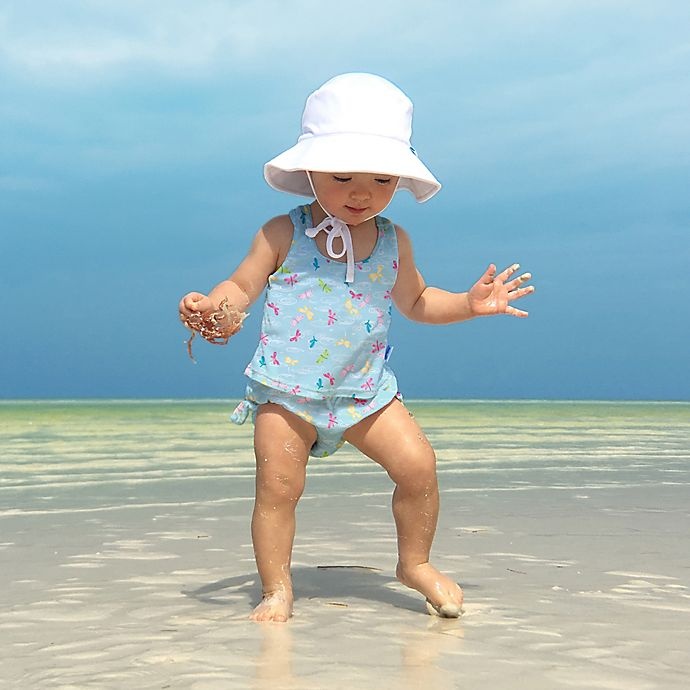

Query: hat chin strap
[[305, 215, 356, 282], [304, 172, 398, 283]]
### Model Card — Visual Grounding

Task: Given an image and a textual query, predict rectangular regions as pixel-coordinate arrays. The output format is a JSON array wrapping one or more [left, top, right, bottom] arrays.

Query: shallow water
[[2, 399, 689, 512], [1, 399, 689, 689]]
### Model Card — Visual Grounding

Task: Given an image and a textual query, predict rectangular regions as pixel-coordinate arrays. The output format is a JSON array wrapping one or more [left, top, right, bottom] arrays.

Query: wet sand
[[2, 400, 689, 688]]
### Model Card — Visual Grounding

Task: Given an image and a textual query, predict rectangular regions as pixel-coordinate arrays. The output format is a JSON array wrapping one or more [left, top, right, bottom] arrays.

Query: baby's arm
[[392, 225, 534, 324], [179, 215, 293, 320]]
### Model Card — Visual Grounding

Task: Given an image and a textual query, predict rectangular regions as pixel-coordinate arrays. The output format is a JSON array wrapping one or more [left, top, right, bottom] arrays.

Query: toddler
[[179, 73, 534, 622]]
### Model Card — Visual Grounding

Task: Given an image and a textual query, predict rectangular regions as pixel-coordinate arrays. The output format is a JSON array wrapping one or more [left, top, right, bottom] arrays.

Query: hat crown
[[264, 73, 440, 202], [299, 73, 412, 146]]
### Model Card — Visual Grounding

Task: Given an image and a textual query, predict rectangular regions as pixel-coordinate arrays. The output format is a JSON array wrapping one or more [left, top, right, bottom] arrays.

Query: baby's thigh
[[254, 402, 316, 470], [344, 399, 436, 482]]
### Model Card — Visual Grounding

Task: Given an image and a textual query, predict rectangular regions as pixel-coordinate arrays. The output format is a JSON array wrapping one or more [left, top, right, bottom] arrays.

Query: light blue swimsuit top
[[244, 205, 399, 400]]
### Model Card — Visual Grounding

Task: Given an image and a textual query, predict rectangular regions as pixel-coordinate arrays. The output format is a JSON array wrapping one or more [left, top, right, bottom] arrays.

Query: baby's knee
[[256, 468, 305, 504], [390, 448, 438, 492]]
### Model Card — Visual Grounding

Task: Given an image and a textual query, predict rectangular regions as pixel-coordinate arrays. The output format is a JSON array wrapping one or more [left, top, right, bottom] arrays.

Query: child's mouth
[[345, 206, 368, 215]]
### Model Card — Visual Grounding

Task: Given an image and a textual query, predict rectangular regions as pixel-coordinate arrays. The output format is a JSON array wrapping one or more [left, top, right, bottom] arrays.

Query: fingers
[[505, 305, 529, 318], [496, 263, 522, 283], [508, 285, 535, 301], [179, 292, 210, 317], [505, 270, 532, 292], [506, 266, 534, 317], [486, 263, 535, 317], [492, 264, 535, 297], [484, 263, 529, 286], [481, 264, 497, 285]]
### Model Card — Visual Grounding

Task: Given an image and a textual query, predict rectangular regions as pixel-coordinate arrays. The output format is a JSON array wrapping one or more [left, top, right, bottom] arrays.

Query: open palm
[[468, 263, 534, 318]]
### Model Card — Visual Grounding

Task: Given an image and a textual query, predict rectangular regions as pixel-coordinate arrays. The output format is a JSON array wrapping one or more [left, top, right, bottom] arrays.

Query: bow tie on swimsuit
[[305, 216, 355, 283]]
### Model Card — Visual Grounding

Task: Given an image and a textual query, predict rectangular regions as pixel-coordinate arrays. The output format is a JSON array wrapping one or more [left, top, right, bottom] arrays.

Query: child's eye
[[333, 175, 352, 183], [375, 178, 392, 185]]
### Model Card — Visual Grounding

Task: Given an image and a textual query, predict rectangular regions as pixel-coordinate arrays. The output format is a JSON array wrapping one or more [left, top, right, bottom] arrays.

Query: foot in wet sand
[[396, 562, 464, 618], [250, 588, 294, 623]]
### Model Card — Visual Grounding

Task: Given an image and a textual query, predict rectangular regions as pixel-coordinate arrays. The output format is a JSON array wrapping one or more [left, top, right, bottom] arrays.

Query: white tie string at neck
[[305, 216, 356, 283], [305, 170, 358, 283]]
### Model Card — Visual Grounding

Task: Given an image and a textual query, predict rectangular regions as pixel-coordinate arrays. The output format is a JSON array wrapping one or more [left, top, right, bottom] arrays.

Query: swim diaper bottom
[[230, 368, 400, 457]]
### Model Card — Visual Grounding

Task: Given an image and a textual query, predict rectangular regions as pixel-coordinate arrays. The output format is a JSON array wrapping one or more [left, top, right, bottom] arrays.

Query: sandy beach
[[2, 400, 689, 689]]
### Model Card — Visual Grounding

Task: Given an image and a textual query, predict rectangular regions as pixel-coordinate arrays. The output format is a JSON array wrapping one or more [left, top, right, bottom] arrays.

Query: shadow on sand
[[183, 564, 434, 614]]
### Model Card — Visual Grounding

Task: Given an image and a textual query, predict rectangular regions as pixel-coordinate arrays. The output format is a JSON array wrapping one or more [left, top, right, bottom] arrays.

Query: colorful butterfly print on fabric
[[369, 265, 383, 282], [344, 299, 359, 316]]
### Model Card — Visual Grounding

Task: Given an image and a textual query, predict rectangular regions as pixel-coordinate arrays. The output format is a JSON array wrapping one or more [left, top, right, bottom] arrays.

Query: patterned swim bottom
[[230, 369, 400, 457]]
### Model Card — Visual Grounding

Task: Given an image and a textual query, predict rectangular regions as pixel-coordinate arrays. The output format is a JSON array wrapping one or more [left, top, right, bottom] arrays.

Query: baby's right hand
[[179, 292, 215, 318], [178, 292, 247, 362]]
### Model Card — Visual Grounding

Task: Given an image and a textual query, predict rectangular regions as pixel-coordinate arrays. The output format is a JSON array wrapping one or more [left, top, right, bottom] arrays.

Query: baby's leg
[[251, 403, 316, 622], [344, 399, 463, 616]]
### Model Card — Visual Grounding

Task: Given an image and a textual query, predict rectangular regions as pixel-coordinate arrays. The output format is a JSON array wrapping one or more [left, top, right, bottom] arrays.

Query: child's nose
[[350, 185, 371, 200]]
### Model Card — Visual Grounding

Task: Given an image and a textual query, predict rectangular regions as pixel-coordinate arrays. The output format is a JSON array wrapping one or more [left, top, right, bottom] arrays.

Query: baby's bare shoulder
[[262, 213, 294, 234], [393, 223, 415, 257], [260, 214, 294, 251], [260, 214, 294, 265]]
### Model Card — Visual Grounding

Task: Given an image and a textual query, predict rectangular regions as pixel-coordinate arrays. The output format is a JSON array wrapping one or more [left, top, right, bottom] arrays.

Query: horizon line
[[1, 397, 689, 405]]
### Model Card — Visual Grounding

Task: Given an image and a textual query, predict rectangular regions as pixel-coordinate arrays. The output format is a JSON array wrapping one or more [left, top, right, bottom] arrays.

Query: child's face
[[309, 172, 399, 226]]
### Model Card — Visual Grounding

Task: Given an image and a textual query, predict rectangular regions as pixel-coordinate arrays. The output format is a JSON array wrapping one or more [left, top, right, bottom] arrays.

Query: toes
[[250, 610, 288, 623], [426, 599, 463, 618], [250, 598, 292, 623]]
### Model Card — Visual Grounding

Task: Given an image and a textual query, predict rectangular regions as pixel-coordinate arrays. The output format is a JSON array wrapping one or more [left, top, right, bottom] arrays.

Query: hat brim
[[264, 133, 441, 202]]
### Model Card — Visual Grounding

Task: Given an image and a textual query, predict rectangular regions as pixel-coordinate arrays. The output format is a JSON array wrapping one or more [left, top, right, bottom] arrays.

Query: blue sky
[[1, 0, 688, 400]]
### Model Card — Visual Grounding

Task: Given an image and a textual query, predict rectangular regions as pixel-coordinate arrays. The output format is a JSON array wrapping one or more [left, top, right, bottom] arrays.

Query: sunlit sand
[[1, 400, 689, 688]]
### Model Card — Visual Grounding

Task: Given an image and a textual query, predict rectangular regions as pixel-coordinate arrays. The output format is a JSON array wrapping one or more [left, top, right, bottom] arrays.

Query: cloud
[[2, 0, 688, 191], [412, 3, 690, 192], [0, 0, 415, 79], [0, 1, 253, 75], [2, 1, 688, 86]]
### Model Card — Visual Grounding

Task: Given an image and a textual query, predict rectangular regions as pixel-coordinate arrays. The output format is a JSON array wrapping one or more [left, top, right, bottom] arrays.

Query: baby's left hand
[[468, 264, 534, 318]]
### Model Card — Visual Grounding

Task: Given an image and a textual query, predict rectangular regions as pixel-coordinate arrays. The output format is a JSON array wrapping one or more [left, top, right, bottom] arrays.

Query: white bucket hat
[[264, 73, 441, 203]]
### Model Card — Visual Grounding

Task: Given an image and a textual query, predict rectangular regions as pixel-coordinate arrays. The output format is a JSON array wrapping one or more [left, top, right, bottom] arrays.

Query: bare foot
[[396, 562, 464, 618], [250, 587, 294, 623]]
